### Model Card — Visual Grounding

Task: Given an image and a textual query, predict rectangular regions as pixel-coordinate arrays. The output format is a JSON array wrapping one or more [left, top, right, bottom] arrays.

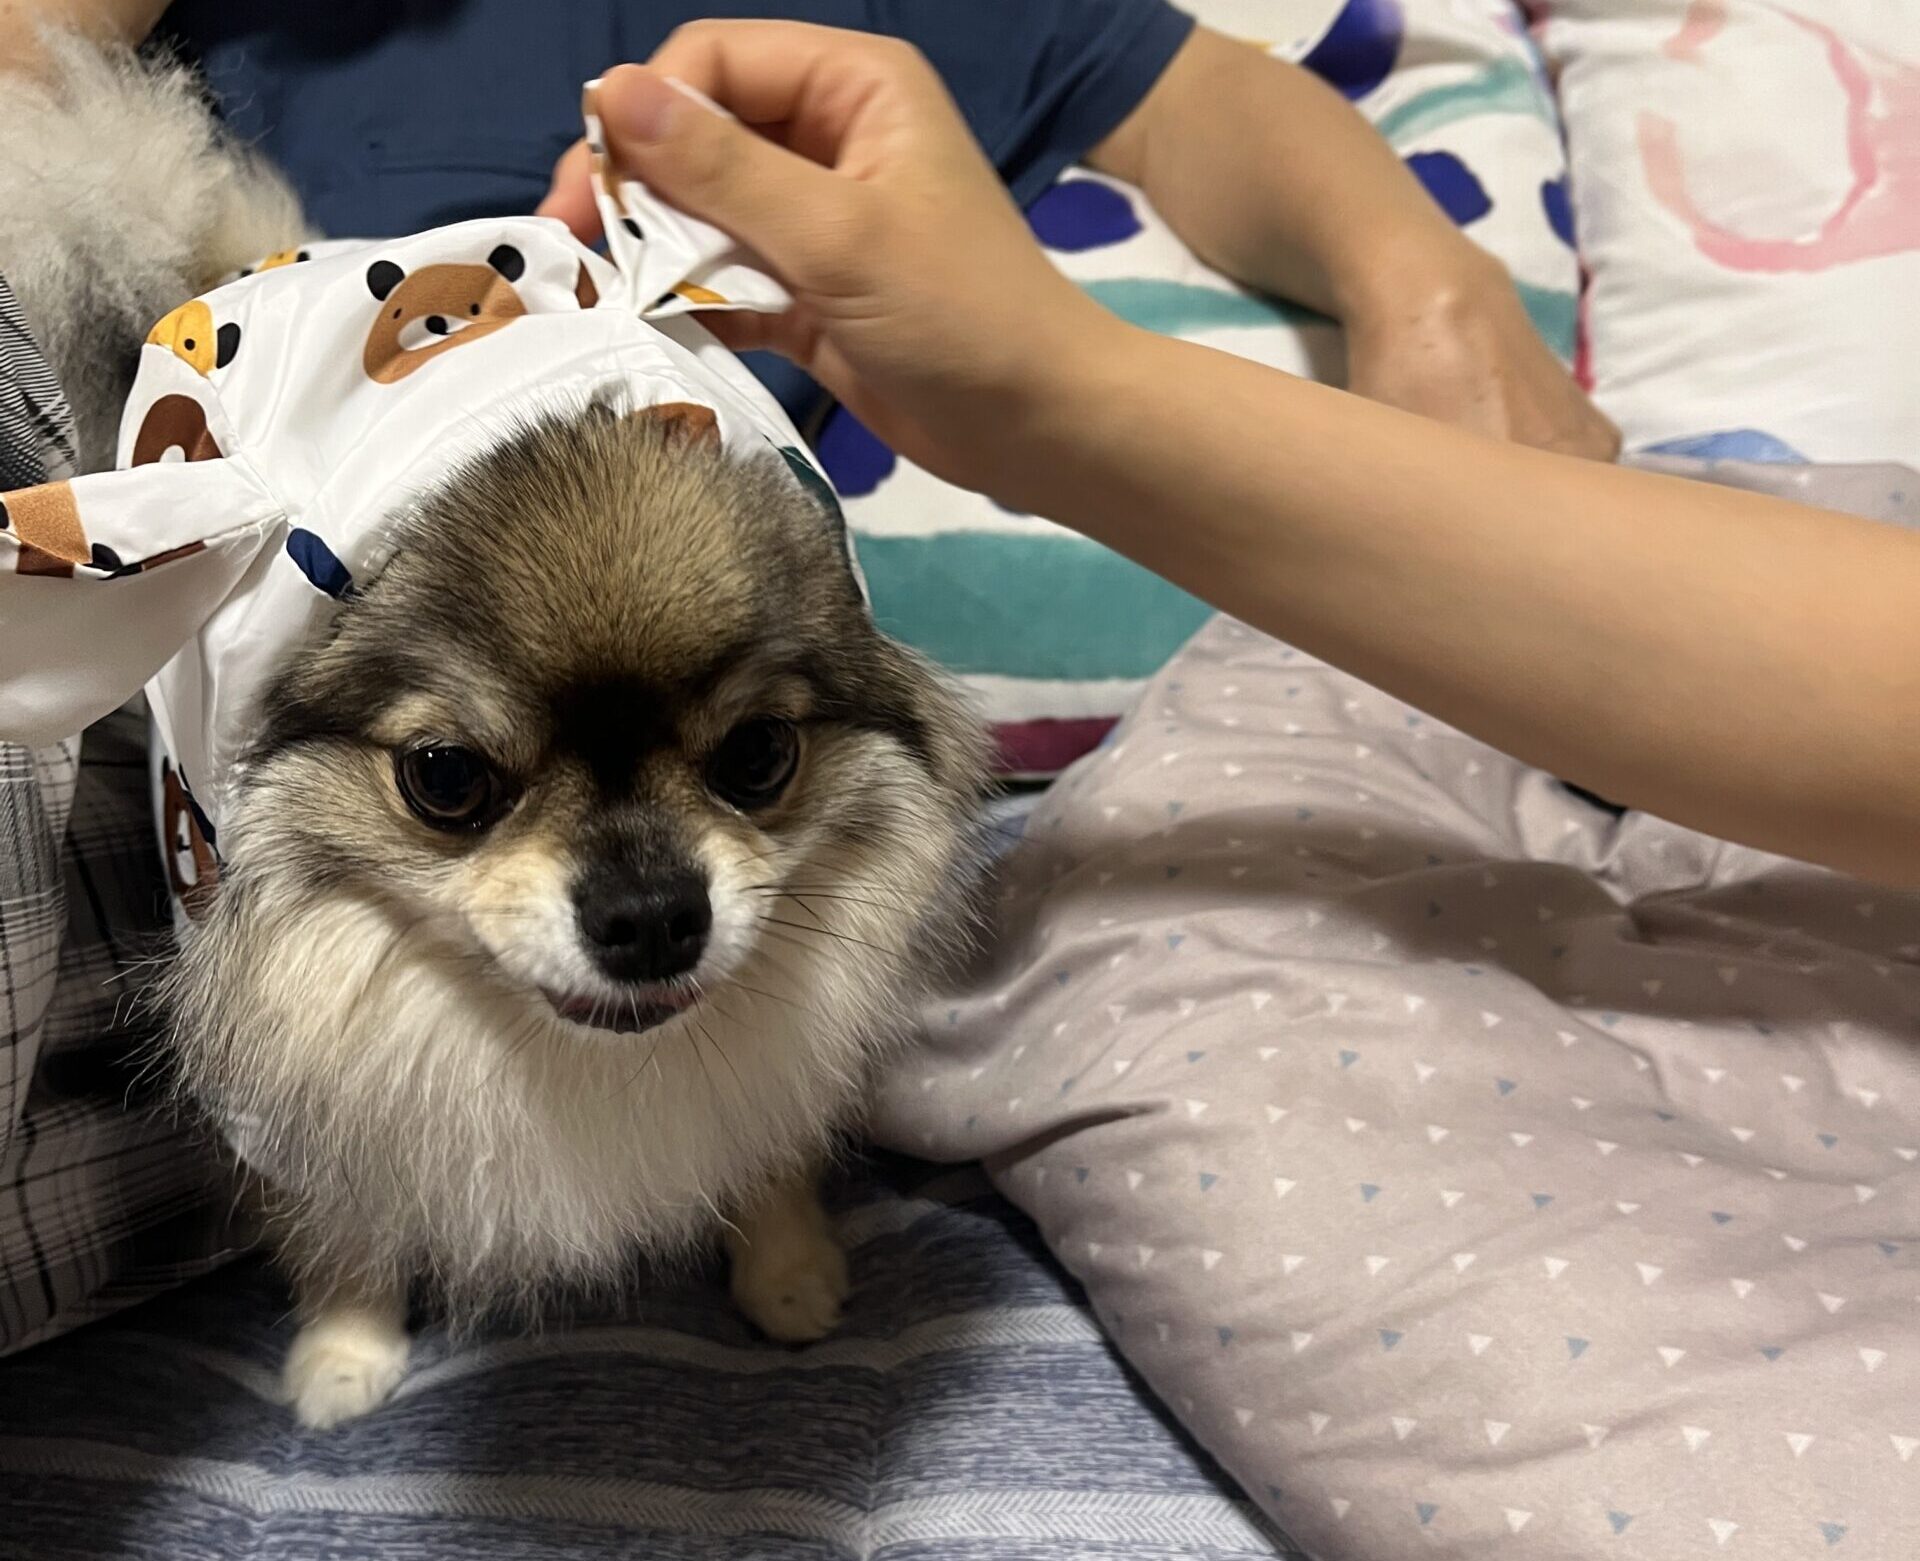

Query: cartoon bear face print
[[160, 758, 219, 918], [362, 244, 530, 384], [130, 394, 223, 466], [0, 480, 122, 576], [146, 299, 241, 377], [238, 247, 310, 276], [0, 477, 206, 578]]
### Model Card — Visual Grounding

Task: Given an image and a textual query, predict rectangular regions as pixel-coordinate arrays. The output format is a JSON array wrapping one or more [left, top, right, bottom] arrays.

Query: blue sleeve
[[160, 0, 1197, 422], [847, 0, 1196, 205]]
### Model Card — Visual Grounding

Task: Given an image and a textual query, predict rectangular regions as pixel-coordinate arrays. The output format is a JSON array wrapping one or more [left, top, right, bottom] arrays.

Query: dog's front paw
[[284, 1314, 410, 1429], [730, 1220, 850, 1344]]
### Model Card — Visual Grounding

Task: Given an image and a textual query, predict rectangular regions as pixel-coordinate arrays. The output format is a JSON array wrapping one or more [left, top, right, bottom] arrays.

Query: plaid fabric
[[0, 706, 240, 1356], [0, 266, 238, 1355], [0, 269, 78, 490]]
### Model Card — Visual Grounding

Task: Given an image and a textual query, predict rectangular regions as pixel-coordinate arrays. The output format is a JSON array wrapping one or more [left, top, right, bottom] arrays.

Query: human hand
[[537, 21, 1118, 494], [1, 0, 168, 74], [1341, 254, 1620, 460]]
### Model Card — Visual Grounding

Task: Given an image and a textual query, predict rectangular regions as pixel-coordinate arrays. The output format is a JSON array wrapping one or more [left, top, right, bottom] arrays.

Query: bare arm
[[1087, 28, 1618, 459], [1089, 27, 1461, 321], [547, 28, 1919, 884], [1019, 329, 1920, 883]]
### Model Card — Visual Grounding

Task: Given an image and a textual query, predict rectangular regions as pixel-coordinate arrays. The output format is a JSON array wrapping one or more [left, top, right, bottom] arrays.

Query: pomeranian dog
[[2, 34, 986, 1429], [166, 403, 986, 1428]]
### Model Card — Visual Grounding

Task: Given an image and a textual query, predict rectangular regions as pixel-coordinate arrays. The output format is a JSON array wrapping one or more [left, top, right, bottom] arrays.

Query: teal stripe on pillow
[[1084, 274, 1573, 361], [1083, 278, 1322, 335], [1375, 57, 1557, 145], [1514, 282, 1577, 360], [856, 532, 1213, 680]]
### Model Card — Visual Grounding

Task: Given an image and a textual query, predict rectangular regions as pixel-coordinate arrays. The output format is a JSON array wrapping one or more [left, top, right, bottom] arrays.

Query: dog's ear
[[631, 401, 720, 448], [215, 323, 242, 369], [487, 244, 525, 283], [367, 260, 405, 301]]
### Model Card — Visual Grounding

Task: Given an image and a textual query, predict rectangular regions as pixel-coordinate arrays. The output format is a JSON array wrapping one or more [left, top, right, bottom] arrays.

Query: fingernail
[[608, 67, 681, 144]]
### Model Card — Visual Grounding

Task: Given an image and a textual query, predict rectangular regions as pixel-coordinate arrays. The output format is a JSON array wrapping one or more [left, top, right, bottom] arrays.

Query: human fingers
[[588, 62, 875, 294], [534, 137, 601, 242]]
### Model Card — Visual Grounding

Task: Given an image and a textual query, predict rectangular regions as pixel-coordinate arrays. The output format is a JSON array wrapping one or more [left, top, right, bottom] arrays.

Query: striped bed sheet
[[0, 1157, 1297, 1561]]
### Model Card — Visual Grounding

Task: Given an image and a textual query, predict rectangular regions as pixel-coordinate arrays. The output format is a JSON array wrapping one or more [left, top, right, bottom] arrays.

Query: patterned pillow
[[826, 0, 1580, 778], [1529, 0, 1920, 464]]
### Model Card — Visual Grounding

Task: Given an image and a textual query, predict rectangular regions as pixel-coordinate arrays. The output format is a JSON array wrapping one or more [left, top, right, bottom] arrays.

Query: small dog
[[3, 35, 987, 1429], [165, 402, 986, 1427]]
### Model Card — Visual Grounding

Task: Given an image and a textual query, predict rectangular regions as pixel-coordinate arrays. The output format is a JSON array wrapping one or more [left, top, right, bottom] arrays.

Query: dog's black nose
[[576, 871, 712, 983]]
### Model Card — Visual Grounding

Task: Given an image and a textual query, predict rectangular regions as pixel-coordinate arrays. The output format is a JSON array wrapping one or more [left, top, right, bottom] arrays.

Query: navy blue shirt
[[163, 0, 1193, 421]]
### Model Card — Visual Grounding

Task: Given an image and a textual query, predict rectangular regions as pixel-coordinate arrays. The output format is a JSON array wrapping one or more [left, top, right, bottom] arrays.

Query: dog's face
[[166, 402, 985, 1303], [260, 401, 980, 1038]]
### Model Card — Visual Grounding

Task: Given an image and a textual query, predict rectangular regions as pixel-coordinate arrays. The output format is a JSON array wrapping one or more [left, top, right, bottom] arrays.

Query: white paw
[[731, 1224, 850, 1344], [284, 1318, 410, 1429]]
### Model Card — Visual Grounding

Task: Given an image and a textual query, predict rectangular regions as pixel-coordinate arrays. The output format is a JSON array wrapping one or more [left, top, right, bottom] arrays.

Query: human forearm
[[1089, 26, 1616, 458], [1014, 324, 1920, 882], [1089, 28, 1478, 319], [554, 33, 1903, 877]]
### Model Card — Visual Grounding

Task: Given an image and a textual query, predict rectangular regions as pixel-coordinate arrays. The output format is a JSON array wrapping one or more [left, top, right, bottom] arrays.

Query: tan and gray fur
[[4, 31, 988, 1428], [160, 404, 989, 1427]]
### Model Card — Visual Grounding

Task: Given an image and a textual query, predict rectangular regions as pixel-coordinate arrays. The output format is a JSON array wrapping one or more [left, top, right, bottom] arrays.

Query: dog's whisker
[[695, 1015, 746, 1100], [719, 975, 818, 1019], [743, 880, 921, 907], [620, 1030, 665, 1095], [754, 914, 908, 964], [746, 887, 919, 917]]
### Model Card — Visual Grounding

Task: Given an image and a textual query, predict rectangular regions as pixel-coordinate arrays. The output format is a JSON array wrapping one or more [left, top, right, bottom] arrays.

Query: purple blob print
[[816, 408, 897, 498], [1026, 179, 1143, 252], [1541, 176, 1576, 247], [1407, 150, 1493, 225], [1301, 0, 1406, 101]]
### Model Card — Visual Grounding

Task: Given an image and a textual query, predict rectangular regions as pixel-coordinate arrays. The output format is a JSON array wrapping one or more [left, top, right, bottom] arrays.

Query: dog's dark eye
[[395, 746, 513, 831], [707, 717, 799, 809]]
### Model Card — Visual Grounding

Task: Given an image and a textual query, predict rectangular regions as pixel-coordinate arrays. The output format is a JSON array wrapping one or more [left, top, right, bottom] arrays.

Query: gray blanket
[[0, 1159, 1294, 1560], [870, 462, 1920, 1558]]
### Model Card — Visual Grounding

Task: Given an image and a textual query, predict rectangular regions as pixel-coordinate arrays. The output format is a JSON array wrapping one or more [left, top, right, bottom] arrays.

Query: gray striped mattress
[[0, 1157, 1296, 1560]]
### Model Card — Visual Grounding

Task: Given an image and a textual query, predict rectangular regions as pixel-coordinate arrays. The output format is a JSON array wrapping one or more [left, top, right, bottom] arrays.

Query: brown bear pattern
[[160, 757, 219, 917], [130, 394, 224, 466], [238, 247, 310, 276], [1, 481, 96, 576], [146, 299, 241, 377], [1, 477, 208, 578], [635, 402, 720, 446], [362, 244, 530, 384]]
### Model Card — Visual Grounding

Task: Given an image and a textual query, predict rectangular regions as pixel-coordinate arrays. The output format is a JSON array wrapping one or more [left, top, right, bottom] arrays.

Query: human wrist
[[982, 304, 1151, 521]]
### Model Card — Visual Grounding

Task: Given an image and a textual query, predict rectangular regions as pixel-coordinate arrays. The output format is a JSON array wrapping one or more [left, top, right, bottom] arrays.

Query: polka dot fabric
[[824, 0, 1580, 778], [878, 611, 1920, 1555], [872, 473, 1920, 1559]]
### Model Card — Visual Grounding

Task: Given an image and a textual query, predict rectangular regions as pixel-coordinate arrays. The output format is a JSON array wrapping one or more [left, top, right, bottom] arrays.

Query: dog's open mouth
[[539, 984, 698, 1036]]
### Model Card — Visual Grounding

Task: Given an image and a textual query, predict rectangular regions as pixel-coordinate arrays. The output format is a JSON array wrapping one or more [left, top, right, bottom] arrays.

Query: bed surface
[[0, 1157, 1294, 1561]]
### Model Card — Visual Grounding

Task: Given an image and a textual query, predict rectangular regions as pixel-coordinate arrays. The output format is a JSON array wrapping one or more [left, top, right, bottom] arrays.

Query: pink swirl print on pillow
[[1638, 0, 1920, 273]]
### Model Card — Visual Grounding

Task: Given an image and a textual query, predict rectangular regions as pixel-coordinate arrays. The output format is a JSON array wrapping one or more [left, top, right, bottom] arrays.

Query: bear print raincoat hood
[[0, 84, 851, 859]]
